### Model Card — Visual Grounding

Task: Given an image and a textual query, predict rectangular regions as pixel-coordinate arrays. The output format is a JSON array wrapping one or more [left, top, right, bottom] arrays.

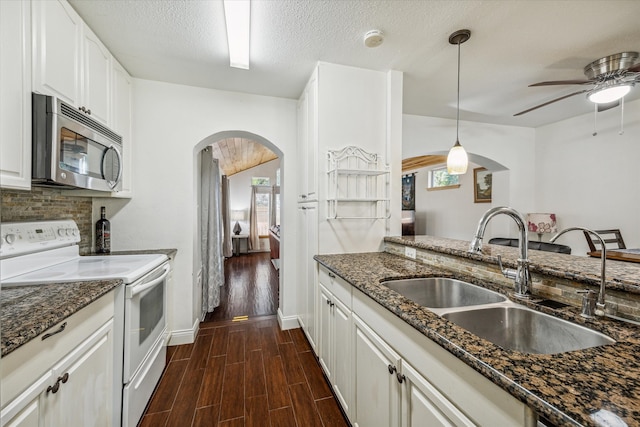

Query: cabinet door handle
[[396, 373, 406, 384], [387, 364, 396, 374], [42, 322, 67, 341], [47, 381, 60, 394], [329, 302, 335, 308]]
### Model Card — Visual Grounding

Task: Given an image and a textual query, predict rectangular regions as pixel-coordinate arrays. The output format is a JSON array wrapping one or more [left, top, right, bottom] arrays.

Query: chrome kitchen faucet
[[551, 227, 607, 318], [469, 206, 532, 299]]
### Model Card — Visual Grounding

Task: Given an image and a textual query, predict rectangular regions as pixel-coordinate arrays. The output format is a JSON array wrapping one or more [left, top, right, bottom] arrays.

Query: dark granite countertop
[[385, 235, 640, 295], [314, 252, 640, 427], [1, 280, 121, 357]]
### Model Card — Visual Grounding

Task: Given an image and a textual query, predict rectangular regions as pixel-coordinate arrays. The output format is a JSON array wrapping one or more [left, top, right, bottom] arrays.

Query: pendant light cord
[[456, 40, 461, 142]]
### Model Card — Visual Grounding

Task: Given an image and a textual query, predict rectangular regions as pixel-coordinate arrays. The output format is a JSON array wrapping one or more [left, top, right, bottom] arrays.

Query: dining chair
[[583, 229, 626, 252]]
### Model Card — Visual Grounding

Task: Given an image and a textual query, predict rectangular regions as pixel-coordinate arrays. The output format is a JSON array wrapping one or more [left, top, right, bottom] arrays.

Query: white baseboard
[[168, 317, 199, 346], [277, 308, 301, 330]]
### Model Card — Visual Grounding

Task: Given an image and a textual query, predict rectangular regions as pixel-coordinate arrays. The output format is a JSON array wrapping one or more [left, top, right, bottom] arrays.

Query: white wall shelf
[[327, 146, 389, 219]]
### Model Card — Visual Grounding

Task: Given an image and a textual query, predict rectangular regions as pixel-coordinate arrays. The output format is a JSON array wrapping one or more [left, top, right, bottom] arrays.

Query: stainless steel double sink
[[382, 277, 614, 354]]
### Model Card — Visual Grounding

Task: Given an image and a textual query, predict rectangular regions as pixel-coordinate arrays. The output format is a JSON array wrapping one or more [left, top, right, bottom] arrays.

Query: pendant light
[[446, 29, 471, 175]]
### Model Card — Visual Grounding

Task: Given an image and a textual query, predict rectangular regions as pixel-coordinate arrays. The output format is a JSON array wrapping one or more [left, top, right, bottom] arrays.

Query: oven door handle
[[126, 264, 170, 299]]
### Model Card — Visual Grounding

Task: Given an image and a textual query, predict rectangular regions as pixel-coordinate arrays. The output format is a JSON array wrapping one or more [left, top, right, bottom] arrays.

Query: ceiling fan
[[514, 52, 640, 116]]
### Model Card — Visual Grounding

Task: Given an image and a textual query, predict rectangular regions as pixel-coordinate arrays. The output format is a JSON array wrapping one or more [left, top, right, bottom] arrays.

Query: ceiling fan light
[[447, 141, 468, 175], [588, 85, 631, 104]]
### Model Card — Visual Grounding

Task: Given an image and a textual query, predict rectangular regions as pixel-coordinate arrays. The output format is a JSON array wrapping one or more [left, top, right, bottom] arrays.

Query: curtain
[[200, 151, 224, 316], [249, 185, 259, 251], [221, 175, 232, 258], [270, 185, 278, 227]]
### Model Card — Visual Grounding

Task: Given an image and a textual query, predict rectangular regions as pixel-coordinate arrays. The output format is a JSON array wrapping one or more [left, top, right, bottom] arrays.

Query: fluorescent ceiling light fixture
[[223, 0, 250, 69], [587, 84, 631, 104]]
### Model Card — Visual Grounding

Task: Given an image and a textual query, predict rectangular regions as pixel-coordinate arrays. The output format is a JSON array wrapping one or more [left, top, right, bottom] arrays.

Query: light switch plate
[[405, 246, 416, 259]]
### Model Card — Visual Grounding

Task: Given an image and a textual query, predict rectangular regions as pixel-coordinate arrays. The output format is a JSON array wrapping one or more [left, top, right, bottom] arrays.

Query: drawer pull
[[42, 322, 67, 340], [47, 382, 60, 394], [46, 373, 70, 395], [328, 272, 336, 278]]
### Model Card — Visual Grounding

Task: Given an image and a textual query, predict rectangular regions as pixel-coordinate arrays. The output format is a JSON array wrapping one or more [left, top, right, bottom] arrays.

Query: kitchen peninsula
[[314, 235, 640, 426]]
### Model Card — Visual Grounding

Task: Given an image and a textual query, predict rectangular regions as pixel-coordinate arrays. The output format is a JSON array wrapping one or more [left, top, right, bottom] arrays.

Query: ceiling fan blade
[[597, 100, 620, 112], [627, 63, 640, 73], [529, 79, 594, 87], [514, 90, 589, 116]]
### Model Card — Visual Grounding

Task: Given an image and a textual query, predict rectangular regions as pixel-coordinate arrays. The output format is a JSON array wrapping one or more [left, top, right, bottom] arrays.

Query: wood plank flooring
[[139, 316, 349, 426], [204, 253, 279, 323]]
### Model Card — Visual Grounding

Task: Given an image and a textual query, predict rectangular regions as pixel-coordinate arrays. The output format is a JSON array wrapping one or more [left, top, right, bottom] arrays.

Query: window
[[251, 177, 270, 186], [252, 177, 271, 236], [254, 190, 270, 236], [427, 166, 460, 190]]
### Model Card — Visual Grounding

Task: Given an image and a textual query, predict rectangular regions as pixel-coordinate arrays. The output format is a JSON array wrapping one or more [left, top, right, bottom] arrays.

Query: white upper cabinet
[[33, 0, 116, 127], [111, 60, 133, 197], [296, 69, 318, 202], [32, 0, 82, 107], [0, 0, 32, 190], [82, 26, 111, 125]]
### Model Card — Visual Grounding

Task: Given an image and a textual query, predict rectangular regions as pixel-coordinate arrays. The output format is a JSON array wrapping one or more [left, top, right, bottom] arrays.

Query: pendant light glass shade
[[446, 30, 471, 175], [447, 140, 468, 174]]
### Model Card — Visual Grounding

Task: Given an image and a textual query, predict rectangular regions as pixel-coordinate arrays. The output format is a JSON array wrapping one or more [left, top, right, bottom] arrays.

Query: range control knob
[[72, 229, 79, 236], [58, 229, 67, 237], [66, 228, 74, 236], [5, 233, 16, 244]]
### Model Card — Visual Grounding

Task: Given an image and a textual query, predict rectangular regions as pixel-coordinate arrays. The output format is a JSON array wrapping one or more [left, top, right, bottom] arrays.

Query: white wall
[[316, 64, 403, 253], [403, 115, 536, 240], [409, 161, 494, 240], [93, 78, 296, 342], [535, 98, 640, 253], [402, 99, 640, 255]]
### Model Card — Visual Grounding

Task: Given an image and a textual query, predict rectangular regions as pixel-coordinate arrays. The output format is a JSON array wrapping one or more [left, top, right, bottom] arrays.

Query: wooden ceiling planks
[[209, 138, 278, 176], [402, 155, 447, 172]]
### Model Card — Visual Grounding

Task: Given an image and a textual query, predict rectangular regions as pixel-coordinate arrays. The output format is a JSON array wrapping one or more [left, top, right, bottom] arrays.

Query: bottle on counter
[[96, 206, 111, 254]]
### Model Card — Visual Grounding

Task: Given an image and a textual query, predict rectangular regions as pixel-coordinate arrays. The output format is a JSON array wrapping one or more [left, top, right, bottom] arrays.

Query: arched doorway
[[193, 131, 285, 322]]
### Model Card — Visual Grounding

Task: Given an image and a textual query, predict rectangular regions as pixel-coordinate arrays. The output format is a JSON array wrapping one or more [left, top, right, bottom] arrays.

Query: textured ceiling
[[69, 0, 640, 128]]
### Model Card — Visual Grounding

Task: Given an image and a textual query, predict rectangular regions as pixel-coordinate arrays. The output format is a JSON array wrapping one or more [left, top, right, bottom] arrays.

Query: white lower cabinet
[[1, 292, 117, 427], [317, 282, 352, 416], [351, 286, 532, 426], [352, 315, 401, 427], [297, 204, 318, 351], [314, 263, 533, 426], [401, 360, 474, 427]]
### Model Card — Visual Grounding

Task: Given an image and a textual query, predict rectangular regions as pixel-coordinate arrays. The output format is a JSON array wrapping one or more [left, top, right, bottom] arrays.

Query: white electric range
[[0, 220, 170, 427]]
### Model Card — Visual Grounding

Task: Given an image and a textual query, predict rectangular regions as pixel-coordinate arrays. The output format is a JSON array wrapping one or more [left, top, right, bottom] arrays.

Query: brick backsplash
[[1, 188, 93, 255]]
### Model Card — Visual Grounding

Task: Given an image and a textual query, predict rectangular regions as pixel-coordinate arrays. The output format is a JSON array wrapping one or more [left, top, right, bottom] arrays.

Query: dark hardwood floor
[[139, 317, 349, 427], [204, 253, 280, 323], [139, 252, 349, 426]]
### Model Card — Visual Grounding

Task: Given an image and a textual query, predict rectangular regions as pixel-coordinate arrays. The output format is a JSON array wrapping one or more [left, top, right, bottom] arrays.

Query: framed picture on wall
[[474, 167, 492, 203], [402, 174, 415, 210]]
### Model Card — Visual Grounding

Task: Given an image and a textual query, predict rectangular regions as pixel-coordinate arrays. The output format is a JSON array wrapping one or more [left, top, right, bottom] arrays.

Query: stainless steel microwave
[[32, 93, 123, 192]]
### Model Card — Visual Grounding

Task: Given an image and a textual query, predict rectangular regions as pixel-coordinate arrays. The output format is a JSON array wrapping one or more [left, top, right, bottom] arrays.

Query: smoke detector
[[364, 30, 384, 48]]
